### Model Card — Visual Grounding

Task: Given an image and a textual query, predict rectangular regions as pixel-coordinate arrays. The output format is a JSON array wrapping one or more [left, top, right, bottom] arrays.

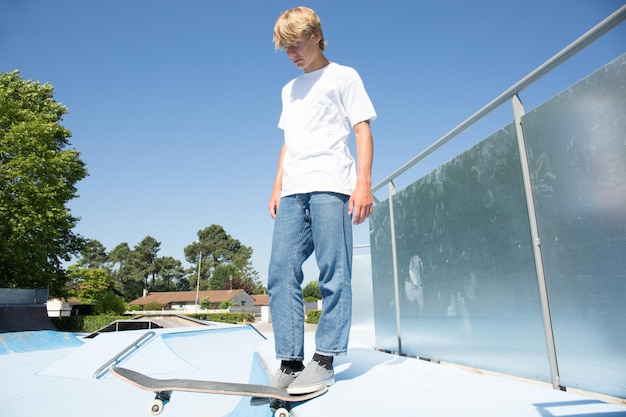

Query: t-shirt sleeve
[[342, 69, 377, 126]]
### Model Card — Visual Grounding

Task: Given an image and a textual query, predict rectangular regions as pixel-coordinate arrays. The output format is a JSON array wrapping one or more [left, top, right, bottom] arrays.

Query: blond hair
[[273, 6, 326, 51]]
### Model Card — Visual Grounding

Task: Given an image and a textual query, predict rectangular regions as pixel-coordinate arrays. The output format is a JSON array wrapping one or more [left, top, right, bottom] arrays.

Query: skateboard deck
[[110, 366, 326, 416]]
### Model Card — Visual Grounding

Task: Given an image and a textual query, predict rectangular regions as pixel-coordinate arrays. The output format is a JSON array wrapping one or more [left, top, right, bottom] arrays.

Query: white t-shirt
[[278, 62, 377, 197]]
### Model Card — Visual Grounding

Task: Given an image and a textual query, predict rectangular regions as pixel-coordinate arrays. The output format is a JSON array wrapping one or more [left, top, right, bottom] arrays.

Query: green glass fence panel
[[522, 53, 626, 397], [370, 198, 400, 352], [371, 124, 552, 382], [352, 249, 374, 326]]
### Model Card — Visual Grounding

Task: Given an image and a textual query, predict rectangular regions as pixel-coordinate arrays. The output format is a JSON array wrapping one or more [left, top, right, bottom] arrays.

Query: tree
[[67, 264, 126, 315], [77, 239, 108, 269], [75, 237, 191, 300], [153, 256, 185, 291], [94, 291, 127, 315], [187, 224, 250, 272], [184, 225, 264, 294], [108, 242, 131, 280], [131, 236, 161, 290], [67, 265, 113, 303], [210, 264, 239, 290], [240, 258, 265, 294], [108, 242, 142, 300], [303, 280, 321, 300], [0, 71, 88, 297], [211, 263, 265, 295]]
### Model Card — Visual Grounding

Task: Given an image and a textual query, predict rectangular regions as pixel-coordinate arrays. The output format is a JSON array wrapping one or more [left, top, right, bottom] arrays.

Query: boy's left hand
[[349, 183, 373, 225]]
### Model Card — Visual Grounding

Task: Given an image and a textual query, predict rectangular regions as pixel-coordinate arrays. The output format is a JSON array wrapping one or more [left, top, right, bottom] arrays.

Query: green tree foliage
[[154, 256, 185, 291], [211, 263, 264, 295], [69, 226, 266, 303], [303, 280, 322, 300], [199, 296, 211, 310], [67, 264, 127, 316], [94, 291, 127, 315], [305, 309, 321, 324], [210, 264, 239, 290], [184, 225, 264, 294], [77, 239, 108, 269], [72, 238, 191, 301], [108, 242, 143, 298], [0, 71, 88, 296], [217, 300, 236, 309], [131, 236, 161, 289], [144, 301, 162, 311], [67, 265, 113, 303], [187, 224, 251, 272]]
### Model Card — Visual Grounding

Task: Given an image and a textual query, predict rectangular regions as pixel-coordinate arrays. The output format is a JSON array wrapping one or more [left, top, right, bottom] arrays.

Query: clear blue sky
[[2, 0, 624, 285]]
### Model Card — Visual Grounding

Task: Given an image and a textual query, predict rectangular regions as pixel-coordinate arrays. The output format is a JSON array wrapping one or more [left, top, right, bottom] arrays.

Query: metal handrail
[[92, 331, 156, 379], [371, 4, 626, 197]]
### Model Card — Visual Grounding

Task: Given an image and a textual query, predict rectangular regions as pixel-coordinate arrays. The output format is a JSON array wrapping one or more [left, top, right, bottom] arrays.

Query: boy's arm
[[349, 120, 374, 225], [268, 143, 286, 219]]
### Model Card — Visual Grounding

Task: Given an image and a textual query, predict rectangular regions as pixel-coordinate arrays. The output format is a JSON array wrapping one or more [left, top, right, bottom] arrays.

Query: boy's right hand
[[268, 191, 281, 219]]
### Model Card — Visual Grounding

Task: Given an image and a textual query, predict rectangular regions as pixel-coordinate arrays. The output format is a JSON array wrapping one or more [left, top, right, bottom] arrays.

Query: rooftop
[[129, 289, 249, 305]]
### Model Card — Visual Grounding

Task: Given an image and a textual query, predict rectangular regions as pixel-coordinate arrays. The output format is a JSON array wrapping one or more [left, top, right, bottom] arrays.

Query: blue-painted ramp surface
[[0, 324, 271, 417], [0, 324, 624, 417]]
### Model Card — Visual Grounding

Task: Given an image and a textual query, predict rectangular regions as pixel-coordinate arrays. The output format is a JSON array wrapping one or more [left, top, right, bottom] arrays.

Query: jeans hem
[[314, 348, 348, 357], [276, 355, 305, 361]]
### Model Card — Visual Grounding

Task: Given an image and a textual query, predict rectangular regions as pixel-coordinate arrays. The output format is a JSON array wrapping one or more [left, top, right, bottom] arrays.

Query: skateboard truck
[[149, 390, 172, 416]]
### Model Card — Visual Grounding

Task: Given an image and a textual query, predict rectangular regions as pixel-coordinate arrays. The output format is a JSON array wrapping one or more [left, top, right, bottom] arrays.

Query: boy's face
[[284, 33, 324, 73]]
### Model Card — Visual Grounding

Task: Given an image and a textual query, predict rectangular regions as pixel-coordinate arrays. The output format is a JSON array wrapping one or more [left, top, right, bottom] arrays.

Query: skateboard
[[110, 366, 326, 417]]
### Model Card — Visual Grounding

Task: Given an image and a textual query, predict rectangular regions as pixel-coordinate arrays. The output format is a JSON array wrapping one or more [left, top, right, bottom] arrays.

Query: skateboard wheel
[[149, 399, 164, 416], [274, 407, 290, 417]]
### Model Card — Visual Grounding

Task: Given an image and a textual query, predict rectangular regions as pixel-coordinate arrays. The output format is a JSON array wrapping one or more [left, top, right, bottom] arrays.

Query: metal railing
[[369, 4, 626, 391], [371, 4, 626, 200], [93, 331, 156, 379]]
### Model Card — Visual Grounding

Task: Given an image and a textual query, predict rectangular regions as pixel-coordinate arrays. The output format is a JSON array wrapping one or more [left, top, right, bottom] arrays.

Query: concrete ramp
[[38, 325, 267, 382], [0, 305, 56, 333], [0, 288, 56, 333], [0, 330, 83, 354], [1, 325, 624, 417]]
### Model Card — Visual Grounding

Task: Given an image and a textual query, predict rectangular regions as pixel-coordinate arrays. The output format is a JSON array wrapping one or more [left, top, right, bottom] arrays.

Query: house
[[128, 289, 255, 313], [46, 297, 93, 317], [252, 294, 269, 306]]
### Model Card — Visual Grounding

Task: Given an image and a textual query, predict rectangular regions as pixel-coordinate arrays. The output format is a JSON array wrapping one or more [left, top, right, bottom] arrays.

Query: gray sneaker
[[250, 368, 301, 405], [287, 360, 335, 395]]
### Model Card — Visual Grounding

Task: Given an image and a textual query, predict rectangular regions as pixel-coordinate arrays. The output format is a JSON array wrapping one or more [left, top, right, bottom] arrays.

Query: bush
[[51, 315, 133, 332], [94, 291, 127, 315], [305, 310, 321, 324], [144, 301, 163, 311], [51, 316, 84, 332], [302, 281, 321, 300], [217, 300, 235, 309], [50, 312, 256, 332], [199, 297, 212, 310], [188, 312, 255, 324]]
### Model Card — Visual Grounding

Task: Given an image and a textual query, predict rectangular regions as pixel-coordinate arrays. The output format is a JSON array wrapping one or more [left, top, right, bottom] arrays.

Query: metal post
[[388, 181, 402, 354], [512, 94, 562, 390], [195, 247, 202, 313]]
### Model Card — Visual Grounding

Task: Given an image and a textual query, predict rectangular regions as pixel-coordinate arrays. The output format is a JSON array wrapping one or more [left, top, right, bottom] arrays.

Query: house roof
[[252, 294, 269, 306], [129, 290, 248, 306]]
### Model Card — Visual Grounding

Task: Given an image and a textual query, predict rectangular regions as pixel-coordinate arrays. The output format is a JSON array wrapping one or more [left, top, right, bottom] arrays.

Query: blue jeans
[[268, 192, 353, 360]]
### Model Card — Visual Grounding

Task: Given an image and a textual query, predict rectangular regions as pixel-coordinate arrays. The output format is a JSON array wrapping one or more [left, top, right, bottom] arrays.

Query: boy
[[267, 6, 376, 395]]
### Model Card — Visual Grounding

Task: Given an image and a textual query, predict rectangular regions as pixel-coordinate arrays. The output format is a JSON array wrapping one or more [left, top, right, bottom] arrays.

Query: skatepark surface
[[0, 320, 624, 417]]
